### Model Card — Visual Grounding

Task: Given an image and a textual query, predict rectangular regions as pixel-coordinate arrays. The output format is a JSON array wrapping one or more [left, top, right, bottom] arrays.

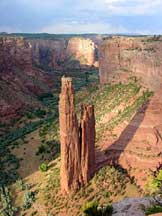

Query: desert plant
[[82, 200, 99, 216], [39, 163, 48, 172], [22, 190, 36, 210], [145, 205, 162, 215]]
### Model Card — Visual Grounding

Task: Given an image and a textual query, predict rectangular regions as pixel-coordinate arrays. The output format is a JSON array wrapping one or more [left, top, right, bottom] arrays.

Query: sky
[[0, 0, 162, 34]]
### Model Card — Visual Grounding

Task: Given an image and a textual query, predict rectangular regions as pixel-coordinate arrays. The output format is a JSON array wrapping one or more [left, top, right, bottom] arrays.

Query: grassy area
[[41, 161, 140, 216]]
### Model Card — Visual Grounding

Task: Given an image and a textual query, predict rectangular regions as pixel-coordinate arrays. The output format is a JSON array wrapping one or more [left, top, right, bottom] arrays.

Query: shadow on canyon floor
[[96, 101, 149, 171]]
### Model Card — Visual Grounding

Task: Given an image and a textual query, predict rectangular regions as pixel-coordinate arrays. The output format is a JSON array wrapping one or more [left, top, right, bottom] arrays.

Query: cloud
[[41, 21, 150, 34], [0, 0, 162, 34], [105, 0, 162, 15], [78, 0, 162, 15]]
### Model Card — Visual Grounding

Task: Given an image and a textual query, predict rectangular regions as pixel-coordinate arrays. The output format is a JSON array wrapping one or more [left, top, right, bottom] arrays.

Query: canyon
[[1, 34, 162, 215], [0, 35, 100, 124]]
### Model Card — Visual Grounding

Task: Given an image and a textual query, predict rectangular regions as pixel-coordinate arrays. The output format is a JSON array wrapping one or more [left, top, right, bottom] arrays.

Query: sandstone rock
[[66, 37, 96, 68], [59, 77, 96, 193], [29, 37, 98, 70], [99, 36, 162, 90], [59, 77, 81, 193], [0, 37, 54, 121], [80, 104, 95, 183]]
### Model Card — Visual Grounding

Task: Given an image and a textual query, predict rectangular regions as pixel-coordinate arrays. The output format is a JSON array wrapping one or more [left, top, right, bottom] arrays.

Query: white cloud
[[78, 0, 162, 15], [105, 0, 162, 15], [41, 21, 150, 34]]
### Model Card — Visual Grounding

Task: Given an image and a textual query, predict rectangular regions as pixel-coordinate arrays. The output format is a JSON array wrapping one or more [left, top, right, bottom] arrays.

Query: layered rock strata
[[0, 37, 54, 121], [99, 36, 162, 90], [29, 37, 98, 70], [59, 77, 95, 194]]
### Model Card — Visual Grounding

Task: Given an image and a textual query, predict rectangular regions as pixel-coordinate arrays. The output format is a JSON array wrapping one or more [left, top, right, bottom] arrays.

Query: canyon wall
[[0, 37, 54, 121], [28, 37, 99, 70], [59, 77, 95, 194], [99, 36, 162, 90]]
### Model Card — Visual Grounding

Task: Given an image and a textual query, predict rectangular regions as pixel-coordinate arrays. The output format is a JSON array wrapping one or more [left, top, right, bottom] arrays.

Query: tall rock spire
[[59, 77, 81, 194], [59, 77, 96, 194], [80, 104, 96, 184]]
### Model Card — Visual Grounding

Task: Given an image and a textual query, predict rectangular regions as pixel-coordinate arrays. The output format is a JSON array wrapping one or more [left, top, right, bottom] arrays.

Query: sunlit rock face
[[66, 37, 96, 68], [59, 77, 96, 194], [59, 77, 81, 194], [99, 36, 162, 90], [29, 37, 99, 70], [80, 104, 95, 184], [0, 37, 54, 121], [98, 36, 162, 188]]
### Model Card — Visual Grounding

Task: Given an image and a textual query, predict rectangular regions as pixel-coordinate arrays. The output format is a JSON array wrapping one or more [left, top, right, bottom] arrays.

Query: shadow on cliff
[[96, 101, 149, 171]]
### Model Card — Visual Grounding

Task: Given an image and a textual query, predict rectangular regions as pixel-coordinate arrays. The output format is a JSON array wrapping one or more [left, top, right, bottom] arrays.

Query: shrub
[[82, 201, 113, 216], [39, 163, 48, 172], [22, 191, 36, 210], [82, 201, 99, 216], [102, 204, 113, 215], [145, 169, 162, 194], [145, 205, 162, 215]]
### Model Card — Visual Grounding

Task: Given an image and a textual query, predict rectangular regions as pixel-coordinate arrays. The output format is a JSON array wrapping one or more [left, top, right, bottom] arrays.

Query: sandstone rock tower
[[80, 104, 95, 184], [59, 77, 95, 194]]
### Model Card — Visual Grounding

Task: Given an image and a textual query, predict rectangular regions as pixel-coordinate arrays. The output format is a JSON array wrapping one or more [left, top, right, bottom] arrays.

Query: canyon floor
[[1, 70, 159, 216]]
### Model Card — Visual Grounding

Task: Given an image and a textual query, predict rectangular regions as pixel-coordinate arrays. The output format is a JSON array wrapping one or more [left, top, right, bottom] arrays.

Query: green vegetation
[[145, 205, 162, 215], [145, 169, 162, 195], [0, 186, 18, 216], [39, 163, 48, 172], [22, 190, 36, 210], [82, 201, 113, 216], [43, 163, 139, 215]]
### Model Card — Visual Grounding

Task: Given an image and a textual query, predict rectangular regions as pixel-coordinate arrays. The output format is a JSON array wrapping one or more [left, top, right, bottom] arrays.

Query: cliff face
[[0, 37, 54, 121], [28, 37, 98, 70], [28, 39, 67, 70], [59, 77, 96, 194], [66, 37, 97, 68], [99, 36, 162, 90]]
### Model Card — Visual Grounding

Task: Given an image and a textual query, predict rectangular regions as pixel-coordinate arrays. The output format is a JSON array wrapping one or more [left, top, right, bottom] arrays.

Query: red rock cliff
[[99, 36, 162, 90], [0, 37, 54, 121], [28, 37, 98, 70]]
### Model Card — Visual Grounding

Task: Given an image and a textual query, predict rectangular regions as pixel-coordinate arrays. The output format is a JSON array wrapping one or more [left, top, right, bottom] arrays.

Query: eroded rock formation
[[0, 37, 54, 121], [59, 77, 95, 194], [59, 77, 81, 193], [29, 37, 99, 70], [99, 36, 162, 90], [80, 104, 95, 183]]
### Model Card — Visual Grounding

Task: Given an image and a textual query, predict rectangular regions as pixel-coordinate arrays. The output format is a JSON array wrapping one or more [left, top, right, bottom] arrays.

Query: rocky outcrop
[[59, 77, 95, 194], [0, 37, 54, 121], [80, 104, 95, 183], [29, 37, 98, 70], [112, 196, 160, 216], [99, 36, 162, 90]]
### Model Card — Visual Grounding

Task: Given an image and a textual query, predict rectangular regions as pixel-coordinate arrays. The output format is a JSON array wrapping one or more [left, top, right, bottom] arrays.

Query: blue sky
[[0, 0, 162, 34]]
